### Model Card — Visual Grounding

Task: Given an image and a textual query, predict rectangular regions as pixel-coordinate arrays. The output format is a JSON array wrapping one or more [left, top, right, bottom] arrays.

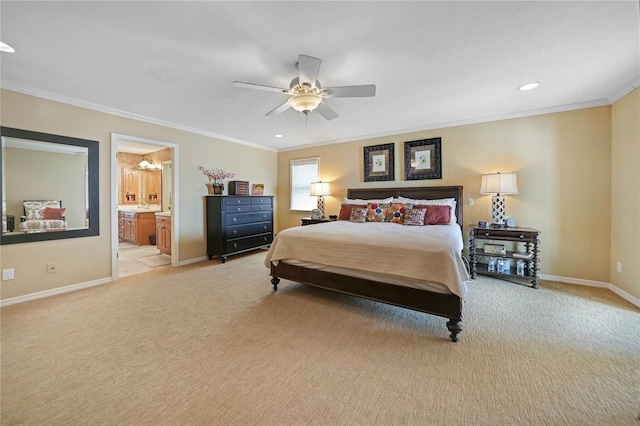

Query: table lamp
[[480, 172, 518, 227], [310, 181, 331, 218]]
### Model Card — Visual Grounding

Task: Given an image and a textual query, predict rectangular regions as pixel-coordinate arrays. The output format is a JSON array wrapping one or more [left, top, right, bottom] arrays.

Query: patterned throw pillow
[[339, 204, 361, 221], [349, 207, 367, 223], [399, 197, 456, 225], [365, 203, 391, 222], [386, 202, 412, 224], [404, 208, 427, 226], [23, 200, 61, 220]]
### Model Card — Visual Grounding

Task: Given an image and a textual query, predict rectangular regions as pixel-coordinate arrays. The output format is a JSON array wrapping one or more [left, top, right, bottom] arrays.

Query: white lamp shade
[[480, 172, 519, 195], [310, 181, 331, 196]]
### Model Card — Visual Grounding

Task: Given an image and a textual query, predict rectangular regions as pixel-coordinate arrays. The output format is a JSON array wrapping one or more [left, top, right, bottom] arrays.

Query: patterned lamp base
[[491, 195, 506, 226], [317, 196, 326, 218]]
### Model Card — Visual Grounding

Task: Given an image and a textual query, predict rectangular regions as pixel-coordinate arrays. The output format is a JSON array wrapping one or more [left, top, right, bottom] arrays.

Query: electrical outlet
[[2, 268, 15, 280], [617, 262, 622, 273], [47, 262, 58, 274], [468, 197, 474, 206]]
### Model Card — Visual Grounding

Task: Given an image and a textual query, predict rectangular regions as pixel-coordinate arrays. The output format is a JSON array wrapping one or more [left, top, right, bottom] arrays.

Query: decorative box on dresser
[[206, 195, 273, 263]]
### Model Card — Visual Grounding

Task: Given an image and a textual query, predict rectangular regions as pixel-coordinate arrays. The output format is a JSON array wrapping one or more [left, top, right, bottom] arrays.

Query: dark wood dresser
[[206, 195, 273, 263]]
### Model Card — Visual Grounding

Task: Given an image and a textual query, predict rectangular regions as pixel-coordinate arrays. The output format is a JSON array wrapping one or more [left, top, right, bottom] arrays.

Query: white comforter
[[264, 221, 470, 298]]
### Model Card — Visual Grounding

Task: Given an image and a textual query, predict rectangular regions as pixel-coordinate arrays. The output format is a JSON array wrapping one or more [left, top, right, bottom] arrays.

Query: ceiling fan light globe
[[288, 93, 322, 113]]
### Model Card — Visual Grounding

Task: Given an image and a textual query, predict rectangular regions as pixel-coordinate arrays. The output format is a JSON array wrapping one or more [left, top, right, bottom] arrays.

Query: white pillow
[[396, 197, 457, 225], [343, 197, 393, 206]]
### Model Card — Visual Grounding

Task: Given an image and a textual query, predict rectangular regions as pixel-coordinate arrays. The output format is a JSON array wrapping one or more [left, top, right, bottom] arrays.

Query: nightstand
[[301, 217, 335, 226], [469, 226, 541, 288]]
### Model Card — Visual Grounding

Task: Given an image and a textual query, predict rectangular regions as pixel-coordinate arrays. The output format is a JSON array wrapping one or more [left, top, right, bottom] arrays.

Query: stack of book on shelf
[[513, 252, 533, 259]]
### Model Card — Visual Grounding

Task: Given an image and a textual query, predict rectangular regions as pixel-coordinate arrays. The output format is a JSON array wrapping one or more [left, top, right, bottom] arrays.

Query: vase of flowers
[[198, 166, 235, 195]]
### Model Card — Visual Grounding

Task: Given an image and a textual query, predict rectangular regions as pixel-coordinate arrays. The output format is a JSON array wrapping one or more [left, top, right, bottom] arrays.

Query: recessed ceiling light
[[274, 134, 284, 138], [0, 42, 15, 53], [518, 82, 540, 91]]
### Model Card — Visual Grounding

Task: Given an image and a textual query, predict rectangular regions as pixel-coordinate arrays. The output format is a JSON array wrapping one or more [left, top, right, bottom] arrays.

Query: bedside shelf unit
[[469, 226, 541, 288], [206, 196, 273, 263]]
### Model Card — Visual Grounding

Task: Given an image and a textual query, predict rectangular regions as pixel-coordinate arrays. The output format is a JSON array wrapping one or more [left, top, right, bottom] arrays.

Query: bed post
[[446, 319, 463, 342], [270, 264, 280, 291]]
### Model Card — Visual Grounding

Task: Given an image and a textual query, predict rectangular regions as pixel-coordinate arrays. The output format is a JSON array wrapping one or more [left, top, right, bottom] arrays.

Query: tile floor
[[118, 242, 171, 278]]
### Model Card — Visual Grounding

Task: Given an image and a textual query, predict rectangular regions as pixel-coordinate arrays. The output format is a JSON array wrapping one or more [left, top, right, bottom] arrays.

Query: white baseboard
[[3, 269, 638, 309], [540, 274, 640, 309], [178, 255, 209, 266], [0, 256, 213, 307], [0, 277, 113, 307]]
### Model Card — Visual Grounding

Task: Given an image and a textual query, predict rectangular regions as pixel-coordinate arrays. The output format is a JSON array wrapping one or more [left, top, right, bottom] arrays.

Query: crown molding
[[608, 78, 639, 104], [278, 98, 612, 152], [0, 81, 277, 153], [2, 80, 630, 154]]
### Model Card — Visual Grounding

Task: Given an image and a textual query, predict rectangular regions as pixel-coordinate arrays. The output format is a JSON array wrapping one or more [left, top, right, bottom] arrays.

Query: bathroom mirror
[[1, 127, 99, 244]]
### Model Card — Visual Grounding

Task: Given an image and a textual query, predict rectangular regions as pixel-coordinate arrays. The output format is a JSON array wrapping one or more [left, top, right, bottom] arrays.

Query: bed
[[265, 186, 469, 342]]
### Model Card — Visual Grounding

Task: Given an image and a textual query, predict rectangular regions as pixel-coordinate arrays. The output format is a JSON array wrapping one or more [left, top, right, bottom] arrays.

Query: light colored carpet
[[136, 253, 172, 267], [1, 251, 639, 425]]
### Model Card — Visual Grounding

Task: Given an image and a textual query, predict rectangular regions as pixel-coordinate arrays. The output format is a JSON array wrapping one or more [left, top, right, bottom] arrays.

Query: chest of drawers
[[206, 196, 273, 262]]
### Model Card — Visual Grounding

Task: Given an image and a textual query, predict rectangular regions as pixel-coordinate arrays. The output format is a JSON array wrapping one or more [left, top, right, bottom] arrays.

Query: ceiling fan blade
[[266, 101, 291, 117], [315, 102, 339, 121], [297, 54, 321, 87], [324, 85, 376, 98], [232, 81, 288, 94]]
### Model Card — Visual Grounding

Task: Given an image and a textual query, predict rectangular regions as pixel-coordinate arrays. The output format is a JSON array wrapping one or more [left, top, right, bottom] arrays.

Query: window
[[290, 157, 319, 211]]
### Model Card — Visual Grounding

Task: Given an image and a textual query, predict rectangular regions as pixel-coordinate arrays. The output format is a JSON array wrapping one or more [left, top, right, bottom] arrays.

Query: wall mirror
[[1, 127, 99, 245]]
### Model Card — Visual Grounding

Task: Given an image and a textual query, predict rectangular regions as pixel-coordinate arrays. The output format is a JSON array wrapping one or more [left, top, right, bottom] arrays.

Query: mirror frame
[[1, 126, 100, 245]]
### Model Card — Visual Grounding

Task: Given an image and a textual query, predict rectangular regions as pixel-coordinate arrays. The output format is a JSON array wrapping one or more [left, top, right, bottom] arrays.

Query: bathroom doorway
[[111, 134, 179, 280]]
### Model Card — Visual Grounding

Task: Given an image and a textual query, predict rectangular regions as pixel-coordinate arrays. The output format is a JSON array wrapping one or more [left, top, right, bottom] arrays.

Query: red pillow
[[339, 204, 361, 221], [416, 205, 450, 225], [44, 207, 66, 220]]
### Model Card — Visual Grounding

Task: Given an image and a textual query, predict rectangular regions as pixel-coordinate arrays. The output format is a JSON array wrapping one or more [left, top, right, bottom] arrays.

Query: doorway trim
[[110, 133, 179, 280]]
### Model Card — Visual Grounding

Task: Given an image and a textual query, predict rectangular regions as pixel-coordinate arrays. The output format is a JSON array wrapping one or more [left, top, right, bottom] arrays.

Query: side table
[[469, 226, 541, 288], [301, 217, 335, 226]]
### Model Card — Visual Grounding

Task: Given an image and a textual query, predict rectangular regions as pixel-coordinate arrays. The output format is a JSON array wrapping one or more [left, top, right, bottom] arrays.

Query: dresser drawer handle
[[484, 232, 490, 237], [233, 243, 238, 248], [236, 200, 241, 204], [237, 207, 241, 211], [233, 230, 237, 235], [263, 237, 268, 242], [233, 217, 237, 223], [519, 234, 524, 239], [263, 225, 267, 231]]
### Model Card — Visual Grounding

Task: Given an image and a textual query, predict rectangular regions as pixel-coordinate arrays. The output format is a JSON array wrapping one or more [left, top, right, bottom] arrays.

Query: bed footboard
[[270, 262, 463, 342]]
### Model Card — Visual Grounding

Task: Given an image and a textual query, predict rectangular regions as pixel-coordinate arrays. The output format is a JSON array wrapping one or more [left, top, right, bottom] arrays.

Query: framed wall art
[[364, 143, 394, 182], [251, 183, 264, 196], [404, 137, 442, 180]]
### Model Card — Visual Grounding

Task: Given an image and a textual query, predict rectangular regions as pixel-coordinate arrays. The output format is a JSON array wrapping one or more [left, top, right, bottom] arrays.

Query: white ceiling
[[1, 1, 638, 152]]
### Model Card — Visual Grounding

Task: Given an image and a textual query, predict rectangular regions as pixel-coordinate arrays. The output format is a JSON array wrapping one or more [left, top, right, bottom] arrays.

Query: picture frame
[[364, 143, 394, 182], [404, 137, 442, 180], [251, 183, 264, 196]]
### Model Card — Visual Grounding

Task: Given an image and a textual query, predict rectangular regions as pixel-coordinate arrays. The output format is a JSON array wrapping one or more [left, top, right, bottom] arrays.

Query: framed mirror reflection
[[1, 127, 99, 245]]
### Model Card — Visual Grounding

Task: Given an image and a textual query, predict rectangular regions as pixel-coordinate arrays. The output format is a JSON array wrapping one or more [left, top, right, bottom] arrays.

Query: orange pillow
[[416, 205, 450, 225], [44, 207, 66, 220]]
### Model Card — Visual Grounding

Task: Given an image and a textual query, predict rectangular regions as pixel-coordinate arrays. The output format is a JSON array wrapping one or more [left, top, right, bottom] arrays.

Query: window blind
[[290, 158, 319, 211]]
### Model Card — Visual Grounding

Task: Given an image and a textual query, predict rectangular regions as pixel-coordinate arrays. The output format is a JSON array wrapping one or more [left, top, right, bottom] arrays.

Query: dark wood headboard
[[346, 186, 464, 227]]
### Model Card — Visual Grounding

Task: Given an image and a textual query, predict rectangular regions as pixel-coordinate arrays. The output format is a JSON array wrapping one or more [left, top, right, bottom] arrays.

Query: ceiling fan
[[232, 54, 376, 121]]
